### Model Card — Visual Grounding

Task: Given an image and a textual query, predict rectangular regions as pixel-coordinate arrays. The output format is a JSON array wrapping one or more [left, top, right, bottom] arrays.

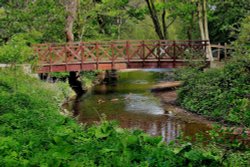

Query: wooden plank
[[210, 44, 232, 49]]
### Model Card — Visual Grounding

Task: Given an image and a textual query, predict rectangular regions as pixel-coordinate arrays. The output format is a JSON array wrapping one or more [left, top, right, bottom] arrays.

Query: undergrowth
[[0, 68, 249, 166], [176, 54, 250, 127]]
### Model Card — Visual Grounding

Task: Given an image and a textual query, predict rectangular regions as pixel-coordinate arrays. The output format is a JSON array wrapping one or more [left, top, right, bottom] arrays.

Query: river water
[[71, 70, 210, 142]]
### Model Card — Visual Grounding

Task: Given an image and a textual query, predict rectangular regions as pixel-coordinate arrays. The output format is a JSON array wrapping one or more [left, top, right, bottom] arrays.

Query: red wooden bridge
[[34, 40, 209, 73]]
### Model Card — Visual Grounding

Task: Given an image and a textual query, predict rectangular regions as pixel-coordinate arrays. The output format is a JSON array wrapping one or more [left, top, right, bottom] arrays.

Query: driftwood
[[151, 81, 182, 92]]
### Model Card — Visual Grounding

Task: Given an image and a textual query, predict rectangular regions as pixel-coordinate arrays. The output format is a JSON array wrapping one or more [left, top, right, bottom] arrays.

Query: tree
[[233, 16, 250, 54], [208, 0, 250, 44], [63, 0, 78, 42], [144, 0, 202, 40], [0, 0, 65, 45], [197, 0, 213, 60], [144, 0, 177, 39], [0, 0, 65, 44]]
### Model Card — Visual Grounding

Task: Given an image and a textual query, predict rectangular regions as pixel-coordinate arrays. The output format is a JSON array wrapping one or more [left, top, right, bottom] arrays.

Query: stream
[[69, 70, 211, 142]]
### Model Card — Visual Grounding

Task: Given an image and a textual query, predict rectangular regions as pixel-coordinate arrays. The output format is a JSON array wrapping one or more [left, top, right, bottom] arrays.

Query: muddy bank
[[153, 87, 250, 140], [154, 90, 215, 127]]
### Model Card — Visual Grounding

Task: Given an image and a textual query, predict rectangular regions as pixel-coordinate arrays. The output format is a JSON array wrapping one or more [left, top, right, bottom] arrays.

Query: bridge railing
[[33, 40, 208, 72]]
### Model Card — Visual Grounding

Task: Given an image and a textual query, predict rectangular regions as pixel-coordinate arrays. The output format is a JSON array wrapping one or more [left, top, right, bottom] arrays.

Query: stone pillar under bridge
[[104, 69, 118, 85]]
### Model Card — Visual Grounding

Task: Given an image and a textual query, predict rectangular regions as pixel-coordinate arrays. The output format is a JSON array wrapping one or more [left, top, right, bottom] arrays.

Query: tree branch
[[145, 0, 164, 39]]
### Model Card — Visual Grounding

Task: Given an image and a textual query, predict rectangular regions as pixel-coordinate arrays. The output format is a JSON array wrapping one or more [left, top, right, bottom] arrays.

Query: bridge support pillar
[[39, 73, 57, 82], [104, 69, 118, 84], [39, 73, 48, 81], [68, 72, 86, 96]]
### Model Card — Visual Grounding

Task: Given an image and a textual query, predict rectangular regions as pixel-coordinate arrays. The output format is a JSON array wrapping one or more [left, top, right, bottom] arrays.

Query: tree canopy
[[0, 0, 249, 49]]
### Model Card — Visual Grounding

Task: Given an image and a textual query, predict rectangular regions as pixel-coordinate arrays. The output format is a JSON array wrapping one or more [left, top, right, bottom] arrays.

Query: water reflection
[[74, 70, 210, 142], [125, 94, 164, 115]]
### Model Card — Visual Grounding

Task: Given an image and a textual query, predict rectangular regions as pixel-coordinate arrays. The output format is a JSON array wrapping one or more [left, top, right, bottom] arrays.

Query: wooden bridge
[[34, 40, 209, 73]]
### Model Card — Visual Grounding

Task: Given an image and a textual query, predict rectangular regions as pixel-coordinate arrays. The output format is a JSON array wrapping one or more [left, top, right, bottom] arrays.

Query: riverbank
[[175, 55, 250, 128], [154, 90, 214, 126], [153, 84, 250, 140]]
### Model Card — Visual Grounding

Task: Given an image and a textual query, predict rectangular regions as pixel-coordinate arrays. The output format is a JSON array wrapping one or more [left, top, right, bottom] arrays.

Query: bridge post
[[95, 42, 99, 70], [65, 45, 68, 71], [49, 46, 52, 72], [142, 40, 145, 67], [80, 42, 85, 70], [111, 42, 115, 69], [173, 41, 176, 68], [218, 43, 221, 61], [104, 69, 118, 85], [188, 40, 191, 54], [39, 73, 48, 81], [157, 41, 161, 68], [126, 40, 130, 68], [224, 43, 227, 59]]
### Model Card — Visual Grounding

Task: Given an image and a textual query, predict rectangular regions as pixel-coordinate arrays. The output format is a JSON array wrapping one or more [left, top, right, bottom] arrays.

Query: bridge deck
[[34, 40, 208, 73]]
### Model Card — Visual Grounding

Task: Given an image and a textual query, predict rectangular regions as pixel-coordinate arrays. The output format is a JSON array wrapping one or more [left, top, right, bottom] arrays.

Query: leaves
[[177, 54, 250, 126]]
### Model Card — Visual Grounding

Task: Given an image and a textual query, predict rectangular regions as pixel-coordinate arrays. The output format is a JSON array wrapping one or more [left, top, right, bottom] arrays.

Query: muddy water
[[72, 70, 210, 142]]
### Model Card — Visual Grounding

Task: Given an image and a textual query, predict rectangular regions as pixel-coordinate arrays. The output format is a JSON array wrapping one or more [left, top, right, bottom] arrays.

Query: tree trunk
[[187, 11, 195, 40], [162, 9, 167, 39], [145, 0, 165, 39], [198, 1, 205, 40], [65, 0, 77, 42], [202, 0, 213, 61], [197, 0, 213, 61]]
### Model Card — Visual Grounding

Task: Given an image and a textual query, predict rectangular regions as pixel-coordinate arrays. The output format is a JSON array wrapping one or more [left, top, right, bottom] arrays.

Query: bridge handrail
[[33, 40, 209, 47], [34, 40, 209, 73]]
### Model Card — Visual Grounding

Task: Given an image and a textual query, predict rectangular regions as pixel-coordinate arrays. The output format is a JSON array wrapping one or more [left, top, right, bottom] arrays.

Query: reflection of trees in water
[[118, 117, 209, 143], [73, 98, 209, 142], [118, 118, 182, 143]]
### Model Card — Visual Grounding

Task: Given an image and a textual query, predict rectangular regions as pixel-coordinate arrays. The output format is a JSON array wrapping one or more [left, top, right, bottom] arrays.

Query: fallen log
[[151, 81, 182, 92]]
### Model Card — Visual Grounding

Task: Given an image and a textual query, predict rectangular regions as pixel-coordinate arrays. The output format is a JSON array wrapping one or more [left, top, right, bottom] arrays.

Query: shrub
[[177, 54, 250, 126]]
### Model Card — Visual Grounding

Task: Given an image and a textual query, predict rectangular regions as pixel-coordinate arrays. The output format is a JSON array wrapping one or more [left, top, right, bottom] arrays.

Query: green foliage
[[196, 124, 250, 166], [50, 72, 70, 78], [56, 81, 75, 100], [80, 70, 100, 88], [0, 33, 35, 64], [233, 16, 250, 54], [0, 0, 65, 44], [1, 68, 249, 166], [208, 0, 250, 43], [177, 54, 250, 127], [75, 0, 144, 40], [0, 0, 247, 45]]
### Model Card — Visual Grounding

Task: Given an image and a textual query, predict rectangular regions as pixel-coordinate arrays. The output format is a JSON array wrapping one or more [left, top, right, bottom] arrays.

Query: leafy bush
[[80, 70, 100, 88], [0, 32, 41, 64], [232, 16, 250, 55], [177, 54, 250, 127]]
